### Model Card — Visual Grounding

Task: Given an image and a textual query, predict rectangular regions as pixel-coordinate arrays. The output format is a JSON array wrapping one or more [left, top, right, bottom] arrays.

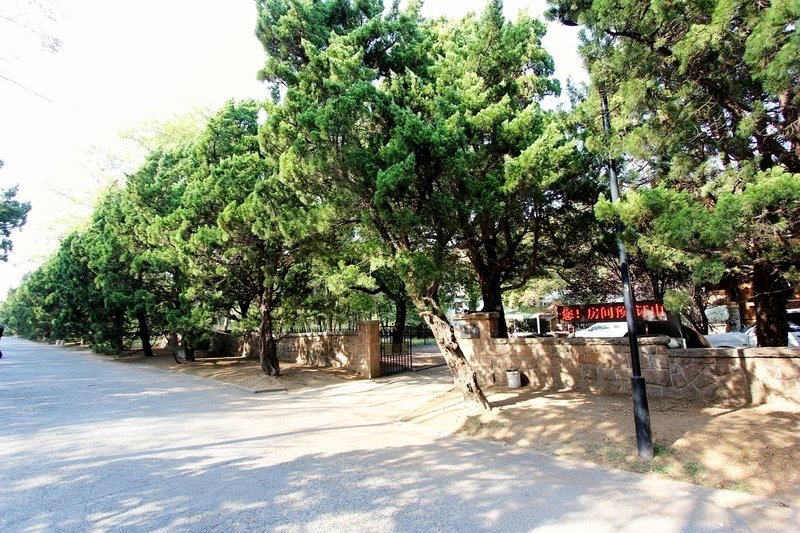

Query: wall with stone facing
[[664, 348, 800, 405], [453, 312, 800, 405], [215, 321, 381, 378], [276, 321, 381, 378]]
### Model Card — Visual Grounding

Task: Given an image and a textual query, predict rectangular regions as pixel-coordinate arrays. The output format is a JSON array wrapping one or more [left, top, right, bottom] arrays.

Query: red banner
[[557, 301, 667, 323]]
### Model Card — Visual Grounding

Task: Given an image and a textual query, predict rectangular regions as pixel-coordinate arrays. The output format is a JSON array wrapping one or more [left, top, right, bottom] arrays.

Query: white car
[[706, 314, 800, 348], [704, 328, 752, 348], [572, 320, 700, 348], [573, 322, 630, 338]]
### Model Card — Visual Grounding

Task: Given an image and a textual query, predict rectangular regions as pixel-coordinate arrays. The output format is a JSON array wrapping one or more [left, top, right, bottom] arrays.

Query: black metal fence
[[407, 324, 436, 346], [284, 323, 358, 334], [380, 325, 412, 376]]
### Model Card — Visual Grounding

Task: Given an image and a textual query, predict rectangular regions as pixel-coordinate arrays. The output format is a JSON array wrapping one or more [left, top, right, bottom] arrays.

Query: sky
[[0, 0, 586, 299]]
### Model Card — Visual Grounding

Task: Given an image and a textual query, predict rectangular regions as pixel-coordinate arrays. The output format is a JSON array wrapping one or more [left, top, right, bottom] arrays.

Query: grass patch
[[461, 415, 506, 434], [581, 440, 723, 485], [684, 461, 705, 478], [585, 440, 681, 476], [462, 416, 483, 431], [726, 481, 752, 494], [604, 447, 628, 464], [653, 442, 673, 457]]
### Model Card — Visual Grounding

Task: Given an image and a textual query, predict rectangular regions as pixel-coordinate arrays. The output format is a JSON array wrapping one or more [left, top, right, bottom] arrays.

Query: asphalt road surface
[[1, 336, 796, 532]]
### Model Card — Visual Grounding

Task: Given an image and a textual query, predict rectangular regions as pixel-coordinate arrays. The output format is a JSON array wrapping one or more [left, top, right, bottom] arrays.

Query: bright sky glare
[[0, 0, 586, 298]]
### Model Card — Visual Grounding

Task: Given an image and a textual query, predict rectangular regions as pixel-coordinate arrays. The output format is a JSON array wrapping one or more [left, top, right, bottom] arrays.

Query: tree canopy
[[0, 159, 31, 262], [3, 0, 797, 414], [252, 0, 606, 410], [548, 0, 800, 345]]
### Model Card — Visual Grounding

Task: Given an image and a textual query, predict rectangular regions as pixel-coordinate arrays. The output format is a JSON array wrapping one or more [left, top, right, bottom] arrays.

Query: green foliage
[[1, 268, 55, 339], [662, 288, 693, 314], [743, 0, 800, 99], [258, 0, 604, 333], [14, 0, 795, 356], [504, 275, 568, 312], [548, 0, 800, 344], [0, 228, 127, 345], [610, 169, 800, 287], [255, 0, 385, 94], [0, 184, 31, 262]]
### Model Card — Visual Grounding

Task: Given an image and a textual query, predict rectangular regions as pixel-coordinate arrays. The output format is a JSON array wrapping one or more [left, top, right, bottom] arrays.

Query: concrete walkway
[[1, 336, 796, 532]]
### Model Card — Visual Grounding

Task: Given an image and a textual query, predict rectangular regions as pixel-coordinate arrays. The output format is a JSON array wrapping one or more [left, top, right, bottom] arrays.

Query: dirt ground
[[112, 349, 800, 506]]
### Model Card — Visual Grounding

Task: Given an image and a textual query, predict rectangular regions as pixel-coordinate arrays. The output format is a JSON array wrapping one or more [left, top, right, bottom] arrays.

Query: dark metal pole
[[600, 90, 654, 460]]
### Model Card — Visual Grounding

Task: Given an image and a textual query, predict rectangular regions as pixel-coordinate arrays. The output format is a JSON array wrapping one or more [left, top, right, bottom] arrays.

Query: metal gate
[[380, 325, 412, 376]]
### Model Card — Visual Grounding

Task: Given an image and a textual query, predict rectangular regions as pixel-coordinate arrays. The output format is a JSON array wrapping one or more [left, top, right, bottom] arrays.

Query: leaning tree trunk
[[136, 309, 154, 357], [259, 303, 280, 376], [417, 306, 491, 414], [752, 262, 791, 347]]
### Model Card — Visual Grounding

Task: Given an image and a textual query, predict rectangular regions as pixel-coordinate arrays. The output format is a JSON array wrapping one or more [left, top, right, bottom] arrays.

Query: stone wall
[[214, 321, 381, 378], [277, 321, 381, 378], [453, 312, 800, 405], [664, 348, 800, 405]]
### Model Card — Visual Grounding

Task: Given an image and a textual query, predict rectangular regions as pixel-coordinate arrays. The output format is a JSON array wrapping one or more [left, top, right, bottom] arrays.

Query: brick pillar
[[358, 320, 381, 378]]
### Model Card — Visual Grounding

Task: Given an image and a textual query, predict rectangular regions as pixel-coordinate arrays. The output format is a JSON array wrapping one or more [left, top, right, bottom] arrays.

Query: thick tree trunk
[[752, 263, 791, 347], [164, 332, 179, 351], [111, 315, 126, 353], [692, 285, 709, 335], [259, 304, 280, 376], [479, 274, 508, 338], [418, 307, 491, 414], [182, 338, 195, 362], [391, 292, 407, 352], [165, 332, 182, 363], [136, 309, 154, 357], [262, 336, 279, 375]]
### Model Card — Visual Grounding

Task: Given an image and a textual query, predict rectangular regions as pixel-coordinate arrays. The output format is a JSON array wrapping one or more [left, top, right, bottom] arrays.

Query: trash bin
[[506, 369, 521, 389]]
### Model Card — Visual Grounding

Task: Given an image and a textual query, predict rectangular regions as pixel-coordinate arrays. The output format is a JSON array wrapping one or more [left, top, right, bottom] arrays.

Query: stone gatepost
[[452, 312, 499, 341], [358, 320, 381, 379], [452, 312, 499, 385]]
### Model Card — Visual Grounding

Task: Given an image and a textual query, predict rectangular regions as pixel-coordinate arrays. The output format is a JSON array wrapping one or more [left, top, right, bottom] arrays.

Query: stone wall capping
[[453, 311, 500, 320]]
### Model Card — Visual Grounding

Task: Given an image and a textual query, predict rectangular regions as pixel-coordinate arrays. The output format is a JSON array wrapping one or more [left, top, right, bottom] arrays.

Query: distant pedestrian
[[0, 324, 4, 340]]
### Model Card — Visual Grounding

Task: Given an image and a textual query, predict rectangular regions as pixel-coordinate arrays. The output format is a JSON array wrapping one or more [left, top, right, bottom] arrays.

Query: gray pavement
[[0, 336, 796, 532]]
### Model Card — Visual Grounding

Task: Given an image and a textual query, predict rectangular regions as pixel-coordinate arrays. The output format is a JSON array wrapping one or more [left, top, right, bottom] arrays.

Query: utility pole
[[600, 90, 654, 460]]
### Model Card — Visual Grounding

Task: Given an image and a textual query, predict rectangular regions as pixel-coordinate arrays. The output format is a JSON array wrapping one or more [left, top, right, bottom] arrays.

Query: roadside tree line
[[1, 0, 798, 412]]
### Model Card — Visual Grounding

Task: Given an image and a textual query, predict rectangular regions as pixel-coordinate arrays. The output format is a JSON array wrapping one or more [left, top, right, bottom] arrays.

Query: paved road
[[1, 337, 796, 532]]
